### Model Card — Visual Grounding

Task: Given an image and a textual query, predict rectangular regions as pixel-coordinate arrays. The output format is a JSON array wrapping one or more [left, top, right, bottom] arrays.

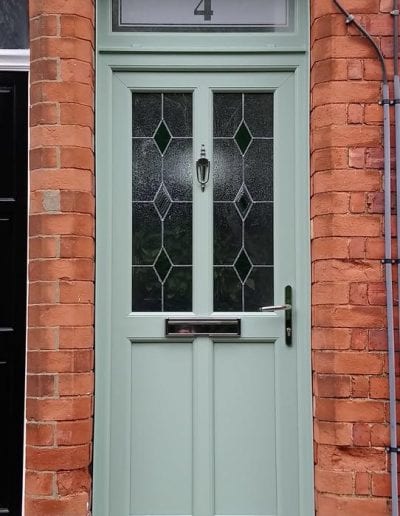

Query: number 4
[[194, 0, 213, 21]]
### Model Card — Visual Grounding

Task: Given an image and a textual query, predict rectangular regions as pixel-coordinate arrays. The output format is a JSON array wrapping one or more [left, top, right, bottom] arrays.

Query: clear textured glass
[[164, 93, 193, 137], [244, 140, 273, 201], [214, 268, 242, 312], [214, 203, 241, 265], [213, 92, 274, 311], [132, 204, 161, 265], [244, 267, 274, 311], [132, 93, 161, 137], [0, 0, 28, 49], [132, 139, 162, 201], [132, 268, 162, 311], [164, 268, 192, 311], [132, 92, 193, 312], [244, 93, 274, 137], [163, 139, 193, 201], [214, 93, 242, 137], [213, 139, 242, 201], [164, 204, 192, 265]]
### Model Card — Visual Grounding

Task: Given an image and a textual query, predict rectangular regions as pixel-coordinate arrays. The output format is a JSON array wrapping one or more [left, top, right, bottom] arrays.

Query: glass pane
[[244, 267, 274, 311], [164, 204, 192, 265], [214, 93, 242, 137], [0, 0, 28, 48], [132, 267, 162, 311], [214, 203, 241, 265], [132, 93, 161, 137], [132, 139, 161, 201], [132, 204, 161, 265], [164, 267, 192, 311], [132, 92, 193, 312], [245, 203, 273, 265], [214, 268, 242, 312], [113, 0, 294, 32], [164, 93, 193, 137], [245, 140, 273, 202], [163, 139, 192, 201], [213, 139, 242, 201], [244, 93, 273, 138], [213, 93, 274, 311]]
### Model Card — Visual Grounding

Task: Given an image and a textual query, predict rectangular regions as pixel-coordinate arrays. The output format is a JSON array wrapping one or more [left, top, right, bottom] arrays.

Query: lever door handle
[[259, 304, 291, 312], [259, 285, 293, 346]]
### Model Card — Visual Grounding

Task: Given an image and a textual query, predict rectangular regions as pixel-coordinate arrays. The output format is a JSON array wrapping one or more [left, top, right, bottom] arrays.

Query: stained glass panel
[[214, 92, 274, 311], [132, 92, 193, 312]]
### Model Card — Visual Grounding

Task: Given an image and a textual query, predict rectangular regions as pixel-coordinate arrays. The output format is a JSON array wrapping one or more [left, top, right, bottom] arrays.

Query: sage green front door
[[94, 69, 311, 516]]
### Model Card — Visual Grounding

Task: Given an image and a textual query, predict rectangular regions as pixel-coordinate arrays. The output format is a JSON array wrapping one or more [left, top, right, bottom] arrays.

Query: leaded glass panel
[[132, 92, 193, 311], [213, 92, 274, 311]]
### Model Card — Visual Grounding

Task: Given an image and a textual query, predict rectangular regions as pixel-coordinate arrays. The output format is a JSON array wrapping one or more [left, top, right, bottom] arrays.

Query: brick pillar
[[26, 1, 95, 514], [311, 1, 393, 514]]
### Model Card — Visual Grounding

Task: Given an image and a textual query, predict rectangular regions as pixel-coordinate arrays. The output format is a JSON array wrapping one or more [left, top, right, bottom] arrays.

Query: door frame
[[0, 69, 29, 516], [93, 52, 312, 515]]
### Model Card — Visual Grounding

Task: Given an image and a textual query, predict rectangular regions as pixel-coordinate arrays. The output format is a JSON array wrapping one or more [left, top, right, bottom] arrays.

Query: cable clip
[[386, 446, 400, 453], [345, 14, 354, 24], [391, 9, 400, 16]]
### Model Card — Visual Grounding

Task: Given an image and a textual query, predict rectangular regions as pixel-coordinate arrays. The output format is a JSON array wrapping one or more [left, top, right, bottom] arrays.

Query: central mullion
[[193, 82, 213, 315]]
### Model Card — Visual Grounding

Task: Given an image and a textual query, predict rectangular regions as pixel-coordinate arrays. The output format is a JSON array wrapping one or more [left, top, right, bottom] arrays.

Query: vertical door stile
[[193, 80, 215, 516]]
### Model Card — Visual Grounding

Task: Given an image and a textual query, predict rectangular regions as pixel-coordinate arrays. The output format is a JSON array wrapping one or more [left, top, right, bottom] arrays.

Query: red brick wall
[[26, 1, 95, 514], [22, 0, 398, 514], [311, 1, 395, 514]]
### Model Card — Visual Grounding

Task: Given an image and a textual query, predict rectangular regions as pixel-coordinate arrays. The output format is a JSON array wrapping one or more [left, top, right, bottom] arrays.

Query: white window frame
[[0, 49, 29, 71]]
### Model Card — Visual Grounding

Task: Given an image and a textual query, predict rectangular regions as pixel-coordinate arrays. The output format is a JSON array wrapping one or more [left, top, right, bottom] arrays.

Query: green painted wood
[[94, 62, 313, 516], [97, 0, 309, 53]]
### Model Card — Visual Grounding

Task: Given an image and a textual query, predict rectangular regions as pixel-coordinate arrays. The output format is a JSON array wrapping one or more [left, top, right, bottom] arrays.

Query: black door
[[0, 72, 28, 516]]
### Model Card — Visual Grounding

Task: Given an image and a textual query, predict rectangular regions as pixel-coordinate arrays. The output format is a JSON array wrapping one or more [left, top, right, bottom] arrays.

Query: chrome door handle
[[259, 286, 293, 346], [259, 304, 291, 312]]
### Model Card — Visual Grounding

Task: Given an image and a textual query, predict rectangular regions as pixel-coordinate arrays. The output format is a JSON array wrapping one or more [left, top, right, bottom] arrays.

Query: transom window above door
[[113, 0, 294, 32]]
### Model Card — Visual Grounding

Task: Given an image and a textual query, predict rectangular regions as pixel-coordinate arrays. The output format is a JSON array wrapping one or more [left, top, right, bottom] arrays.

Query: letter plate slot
[[166, 319, 241, 337]]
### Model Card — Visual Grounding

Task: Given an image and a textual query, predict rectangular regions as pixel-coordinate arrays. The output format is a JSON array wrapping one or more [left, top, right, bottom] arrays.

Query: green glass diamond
[[154, 121, 172, 154], [234, 250, 252, 282], [235, 122, 252, 155], [154, 249, 172, 282]]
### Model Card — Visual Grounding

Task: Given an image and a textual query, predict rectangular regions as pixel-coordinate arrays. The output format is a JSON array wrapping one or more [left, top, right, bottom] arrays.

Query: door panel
[[96, 70, 303, 516], [214, 342, 277, 515], [130, 343, 193, 514]]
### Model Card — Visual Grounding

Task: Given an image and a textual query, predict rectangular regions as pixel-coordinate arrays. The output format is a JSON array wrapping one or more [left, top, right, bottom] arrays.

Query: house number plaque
[[113, 0, 292, 32]]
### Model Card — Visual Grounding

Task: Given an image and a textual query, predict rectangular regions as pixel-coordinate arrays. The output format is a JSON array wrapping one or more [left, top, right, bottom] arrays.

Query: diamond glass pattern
[[154, 185, 172, 219], [154, 121, 172, 155], [234, 250, 252, 282], [213, 92, 274, 311], [235, 186, 253, 219], [234, 121, 252, 155], [132, 92, 193, 311], [154, 250, 172, 282]]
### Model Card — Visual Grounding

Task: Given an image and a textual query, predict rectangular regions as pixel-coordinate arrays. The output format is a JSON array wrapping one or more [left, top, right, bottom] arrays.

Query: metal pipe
[[333, 0, 388, 83], [393, 2, 400, 511], [333, 2, 398, 514]]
